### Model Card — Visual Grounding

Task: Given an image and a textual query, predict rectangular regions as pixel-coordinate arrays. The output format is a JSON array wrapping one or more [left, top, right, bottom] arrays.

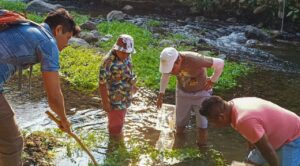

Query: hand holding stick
[[45, 111, 99, 166]]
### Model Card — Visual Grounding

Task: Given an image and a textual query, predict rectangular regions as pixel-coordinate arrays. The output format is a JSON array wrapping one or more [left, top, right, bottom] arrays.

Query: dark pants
[[0, 94, 23, 166]]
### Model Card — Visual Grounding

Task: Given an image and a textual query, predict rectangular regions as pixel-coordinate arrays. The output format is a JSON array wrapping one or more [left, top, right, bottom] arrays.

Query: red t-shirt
[[230, 97, 300, 149]]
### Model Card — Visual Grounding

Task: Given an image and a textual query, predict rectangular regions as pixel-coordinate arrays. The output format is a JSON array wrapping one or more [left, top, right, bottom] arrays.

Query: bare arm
[[157, 93, 164, 109], [254, 134, 279, 166], [42, 71, 70, 132], [210, 58, 224, 82], [157, 73, 170, 109], [98, 82, 111, 112]]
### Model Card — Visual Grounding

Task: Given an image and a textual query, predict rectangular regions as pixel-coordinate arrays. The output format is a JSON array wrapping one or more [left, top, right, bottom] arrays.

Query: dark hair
[[200, 96, 225, 118], [44, 8, 80, 36]]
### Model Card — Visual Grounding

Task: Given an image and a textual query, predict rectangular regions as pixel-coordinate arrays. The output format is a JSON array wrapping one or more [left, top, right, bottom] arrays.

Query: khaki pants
[[0, 94, 23, 166], [175, 88, 211, 128]]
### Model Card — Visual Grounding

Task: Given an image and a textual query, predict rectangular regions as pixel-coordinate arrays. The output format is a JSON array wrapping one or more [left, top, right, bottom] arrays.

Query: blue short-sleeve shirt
[[0, 23, 60, 93]]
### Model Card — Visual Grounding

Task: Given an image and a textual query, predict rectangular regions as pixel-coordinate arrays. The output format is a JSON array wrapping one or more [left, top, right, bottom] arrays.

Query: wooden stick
[[45, 111, 99, 166]]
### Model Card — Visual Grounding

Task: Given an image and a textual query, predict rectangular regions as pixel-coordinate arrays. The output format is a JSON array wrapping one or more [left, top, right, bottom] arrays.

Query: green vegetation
[[27, 13, 45, 23], [70, 11, 89, 25], [146, 19, 161, 27], [213, 61, 250, 90], [60, 47, 102, 91], [0, 0, 26, 12]]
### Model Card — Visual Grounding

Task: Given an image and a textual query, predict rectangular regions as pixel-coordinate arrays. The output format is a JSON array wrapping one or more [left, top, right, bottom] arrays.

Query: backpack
[[0, 10, 29, 30], [0, 9, 38, 92]]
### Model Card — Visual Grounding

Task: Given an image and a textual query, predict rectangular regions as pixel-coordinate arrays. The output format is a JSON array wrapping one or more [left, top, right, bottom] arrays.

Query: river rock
[[159, 39, 175, 47], [195, 16, 205, 22], [253, 5, 267, 14], [68, 37, 89, 47], [178, 39, 194, 46], [78, 31, 99, 43], [153, 33, 160, 39], [245, 25, 271, 42], [107, 10, 126, 22], [217, 54, 226, 59], [80, 21, 97, 31], [122, 5, 133, 11], [245, 39, 258, 46], [269, 30, 281, 38], [185, 17, 193, 23], [100, 34, 113, 42], [26, 0, 63, 14], [226, 17, 237, 23], [198, 37, 207, 44]]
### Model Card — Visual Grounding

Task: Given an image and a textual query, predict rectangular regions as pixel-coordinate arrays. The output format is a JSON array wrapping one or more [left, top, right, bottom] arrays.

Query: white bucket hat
[[113, 34, 135, 54], [159, 47, 179, 73]]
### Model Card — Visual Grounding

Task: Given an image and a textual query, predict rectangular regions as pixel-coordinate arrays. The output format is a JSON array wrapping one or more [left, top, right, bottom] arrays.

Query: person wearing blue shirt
[[0, 8, 80, 165]]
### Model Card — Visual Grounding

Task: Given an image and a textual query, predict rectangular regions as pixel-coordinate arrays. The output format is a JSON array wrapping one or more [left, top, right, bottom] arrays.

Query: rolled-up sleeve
[[38, 39, 60, 72]]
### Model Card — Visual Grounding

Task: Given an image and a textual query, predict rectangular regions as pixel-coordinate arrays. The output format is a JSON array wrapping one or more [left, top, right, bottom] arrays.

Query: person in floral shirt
[[99, 34, 137, 138]]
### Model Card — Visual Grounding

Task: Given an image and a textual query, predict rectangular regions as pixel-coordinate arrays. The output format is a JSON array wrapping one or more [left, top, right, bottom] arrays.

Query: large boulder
[[68, 37, 89, 47], [78, 31, 100, 43], [26, 0, 63, 14], [80, 21, 97, 31], [245, 25, 271, 42]]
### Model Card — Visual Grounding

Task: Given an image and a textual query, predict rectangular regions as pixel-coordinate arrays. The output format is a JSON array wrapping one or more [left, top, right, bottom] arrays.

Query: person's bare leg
[[173, 126, 185, 149]]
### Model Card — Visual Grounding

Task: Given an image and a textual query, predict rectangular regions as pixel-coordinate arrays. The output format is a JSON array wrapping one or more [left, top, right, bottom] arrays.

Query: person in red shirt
[[200, 96, 300, 166]]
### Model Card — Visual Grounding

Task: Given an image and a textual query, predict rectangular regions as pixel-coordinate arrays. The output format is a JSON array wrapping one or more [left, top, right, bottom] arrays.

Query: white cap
[[113, 34, 135, 54], [159, 47, 179, 73]]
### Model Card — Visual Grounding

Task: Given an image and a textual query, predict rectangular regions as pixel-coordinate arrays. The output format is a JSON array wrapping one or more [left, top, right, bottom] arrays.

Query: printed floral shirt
[[99, 51, 136, 110]]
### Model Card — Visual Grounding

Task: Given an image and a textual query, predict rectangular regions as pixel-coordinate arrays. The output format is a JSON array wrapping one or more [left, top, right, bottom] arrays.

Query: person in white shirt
[[156, 47, 224, 147]]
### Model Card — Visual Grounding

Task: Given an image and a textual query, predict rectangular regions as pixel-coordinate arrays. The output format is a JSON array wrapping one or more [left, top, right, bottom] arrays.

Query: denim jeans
[[248, 137, 300, 166]]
